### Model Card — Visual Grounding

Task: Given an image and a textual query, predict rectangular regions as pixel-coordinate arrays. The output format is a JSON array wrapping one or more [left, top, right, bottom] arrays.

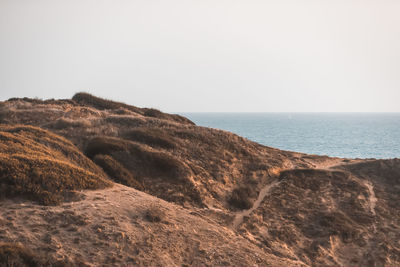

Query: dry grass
[[47, 117, 92, 130], [85, 136, 128, 159], [7, 97, 75, 106], [1, 95, 400, 266], [72, 92, 143, 114], [0, 94, 310, 209], [72, 92, 194, 125], [0, 125, 112, 205]]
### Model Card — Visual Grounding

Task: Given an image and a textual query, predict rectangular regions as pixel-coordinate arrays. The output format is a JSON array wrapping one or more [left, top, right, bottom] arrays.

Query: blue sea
[[181, 113, 400, 159]]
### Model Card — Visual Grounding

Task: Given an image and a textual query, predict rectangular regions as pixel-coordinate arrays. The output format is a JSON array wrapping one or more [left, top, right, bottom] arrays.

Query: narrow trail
[[232, 181, 280, 229], [363, 181, 377, 216], [230, 158, 349, 230]]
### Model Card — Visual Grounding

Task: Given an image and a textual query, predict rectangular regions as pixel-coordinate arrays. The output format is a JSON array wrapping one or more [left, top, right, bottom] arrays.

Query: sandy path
[[232, 181, 280, 229], [363, 181, 377, 216]]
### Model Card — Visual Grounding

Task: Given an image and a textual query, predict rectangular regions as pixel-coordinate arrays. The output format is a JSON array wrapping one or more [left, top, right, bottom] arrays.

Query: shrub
[[143, 108, 163, 118], [127, 146, 190, 180], [123, 128, 177, 150], [0, 125, 111, 205], [144, 205, 165, 223], [228, 186, 254, 210], [93, 154, 143, 190], [86, 136, 190, 181], [143, 108, 195, 125], [0, 242, 77, 266], [85, 137, 128, 159], [0, 242, 43, 266]]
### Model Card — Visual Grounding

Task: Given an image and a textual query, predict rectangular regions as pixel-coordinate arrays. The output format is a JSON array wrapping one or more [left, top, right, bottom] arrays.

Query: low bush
[[47, 117, 92, 130], [127, 147, 190, 180], [86, 136, 190, 181], [93, 154, 143, 190], [228, 186, 254, 210], [0, 242, 77, 266], [85, 137, 128, 159], [144, 205, 166, 223], [123, 128, 177, 150], [72, 92, 143, 114], [0, 242, 42, 266]]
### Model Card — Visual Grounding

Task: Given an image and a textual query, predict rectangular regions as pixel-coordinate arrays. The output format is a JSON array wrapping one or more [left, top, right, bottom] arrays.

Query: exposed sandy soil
[[0, 94, 399, 266]]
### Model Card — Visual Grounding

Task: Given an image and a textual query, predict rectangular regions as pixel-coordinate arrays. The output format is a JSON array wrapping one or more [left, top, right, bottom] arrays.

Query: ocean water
[[181, 113, 400, 159]]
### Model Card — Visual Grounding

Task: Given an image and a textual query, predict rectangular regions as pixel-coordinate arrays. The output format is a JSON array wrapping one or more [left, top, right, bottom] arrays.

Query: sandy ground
[[0, 184, 305, 266]]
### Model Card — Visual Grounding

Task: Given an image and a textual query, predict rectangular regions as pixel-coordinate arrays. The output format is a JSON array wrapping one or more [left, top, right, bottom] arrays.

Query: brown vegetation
[[0, 94, 399, 266], [93, 154, 143, 190], [228, 186, 255, 210], [144, 204, 166, 223], [122, 127, 177, 150], [72, 92, 194, 125], [0, 242, 42, 267], [0, 125, 111, 205]]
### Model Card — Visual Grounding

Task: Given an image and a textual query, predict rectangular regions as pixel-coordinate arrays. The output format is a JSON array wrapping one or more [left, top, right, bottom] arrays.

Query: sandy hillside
[[0, 94, 399, 266], [1, 184, 305, 266]]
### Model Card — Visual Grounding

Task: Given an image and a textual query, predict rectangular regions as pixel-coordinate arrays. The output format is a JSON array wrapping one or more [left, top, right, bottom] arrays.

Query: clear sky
[[1, 0, 399, 112]]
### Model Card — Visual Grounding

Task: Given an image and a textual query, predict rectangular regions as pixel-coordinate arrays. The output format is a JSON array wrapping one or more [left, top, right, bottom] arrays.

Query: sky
[[0, 0, 399, 112]]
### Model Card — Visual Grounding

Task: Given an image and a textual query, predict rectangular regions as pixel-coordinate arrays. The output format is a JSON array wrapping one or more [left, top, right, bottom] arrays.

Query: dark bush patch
[[123, 128, 177, 150], [85, 137, 128, 159], [0, 242, 43, 267], [144, 205, 166, 223], [0, 242, 77, 266], [143, 108, 195, 125], [93, 154, 143, 190], [86, 136, 190, 182], [143, 108, 163, 118], [228, 186, 254, 210], [127, 148, 190, 180], [72, 92, 143, 114]]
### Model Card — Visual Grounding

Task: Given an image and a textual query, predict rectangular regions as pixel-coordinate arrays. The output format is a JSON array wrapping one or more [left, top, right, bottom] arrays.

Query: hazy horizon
[[1, 0, 399, 113]]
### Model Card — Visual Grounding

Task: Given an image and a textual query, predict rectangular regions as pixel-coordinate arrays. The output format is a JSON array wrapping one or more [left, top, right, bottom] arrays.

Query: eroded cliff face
[[0, 94, 398, 266]]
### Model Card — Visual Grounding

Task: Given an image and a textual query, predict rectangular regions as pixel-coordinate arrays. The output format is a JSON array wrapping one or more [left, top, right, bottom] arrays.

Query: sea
[[181, 113, 400, 159]]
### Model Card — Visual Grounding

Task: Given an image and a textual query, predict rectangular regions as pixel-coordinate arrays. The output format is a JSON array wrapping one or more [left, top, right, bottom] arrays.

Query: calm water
[[181, 113, 400, 159]]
